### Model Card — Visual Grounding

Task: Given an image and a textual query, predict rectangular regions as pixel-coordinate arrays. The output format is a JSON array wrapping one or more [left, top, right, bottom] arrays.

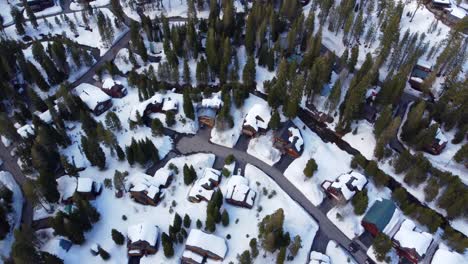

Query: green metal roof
[[362, 199, 396, 232]]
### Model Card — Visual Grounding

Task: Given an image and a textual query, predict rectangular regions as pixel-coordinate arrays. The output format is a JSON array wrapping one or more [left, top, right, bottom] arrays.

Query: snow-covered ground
[[0, 171, 24, 258], [342, 121, 376, 160], [210, 93, 271, 148], [41, 155, 318, 263], [114, 48, 144, 74], [120, 0, 210, 21], [284, 117, 353, 206], [5, 8, 128, 55], [367, 244, 399, 264], [24, 4, 62, 19], [326, 240, 357, 264], [246, 131, 281, 166]]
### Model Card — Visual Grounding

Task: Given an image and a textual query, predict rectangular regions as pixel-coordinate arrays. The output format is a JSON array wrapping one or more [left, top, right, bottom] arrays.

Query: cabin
[[188, 168, 221, 203], [321, 171, 367, 203], [424, 127, 448, 155], [447, 8, 467, 25], [182, 229, 227, 263], [225, 175, 257, 209], [273, 120, 304, 158], [130, 94, 164, 122], [362, 88, 378, 123], [242, 104, 272, 137], [127, 223, 159, 257], [21, 0, 55, 12], [75, 83, 112, 116], [162, 96, 179, 113], [408, 60, 432, 91], [56, 175, 78, 204], [431, 0, 451, 9], [76, 177, 102, 200], [197, 96, 223, 128], [393, 219, 433, 264], [362, 199, 402, 237], [101, 78, 127, 98], [127, 170, 173, 206]]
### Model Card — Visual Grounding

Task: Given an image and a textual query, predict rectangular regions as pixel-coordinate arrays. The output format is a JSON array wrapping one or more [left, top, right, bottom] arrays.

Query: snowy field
[[342, 121, 376, 160], [326, 240, 357, 264], [40, 155, 318, 263], [120, 0, 209, 21], [284, 117, 353, 206], [4, 8, 128, 55], [0, 171, 24, 258]]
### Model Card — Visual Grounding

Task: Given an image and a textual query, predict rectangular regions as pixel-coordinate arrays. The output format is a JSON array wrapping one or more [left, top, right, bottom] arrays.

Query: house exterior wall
[[130, 191, 159, 206], [185, 245, 224, 261], [93, 100, 112, 116]]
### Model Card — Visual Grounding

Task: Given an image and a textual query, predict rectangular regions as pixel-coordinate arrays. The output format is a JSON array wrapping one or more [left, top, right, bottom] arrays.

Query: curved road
[[176, 132, 369, 264]]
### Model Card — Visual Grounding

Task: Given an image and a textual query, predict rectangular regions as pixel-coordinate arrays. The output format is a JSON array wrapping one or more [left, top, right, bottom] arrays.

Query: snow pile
[[0, 171, 24, 257], [393, 219, 433, 256], [114, 48, 143, 74], [342, 121, 376, 160], [309, 251, 331, 264], [246, 131, 282, 166]]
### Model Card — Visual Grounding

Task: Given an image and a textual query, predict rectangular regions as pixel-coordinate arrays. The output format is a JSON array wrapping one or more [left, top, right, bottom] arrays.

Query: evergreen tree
[[151, 118, 164, 136], [183, 90, 195, 120], [303, 159, 318, 178], [373, 233, 392, 262], [258, 209, 286, 252], [276, 247, 286, 264], [183, 214, 191, 228], [111, 229, 125, 245], [242, 56, 256, 87], [374, 105, 393, 137], [221, 209, 229, 226], [289, 235, 302, 257], [348, 46, 359, 72], [183, 59, 191, 84], [374, 117, 401, 160], [104, 112, 122, 131], [268, 110, 280, 130], [351, 189, 369, 215], [161, 232, 174, 257]]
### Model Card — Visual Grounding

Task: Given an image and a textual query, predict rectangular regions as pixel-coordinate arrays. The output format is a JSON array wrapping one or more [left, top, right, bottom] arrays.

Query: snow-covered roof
[[198, 168, 220, 186], [56, 176, 78, 201], [432, 0, 450, 5], [188, 181, 214, 201], [182, 250, 204, 263], [288, 127, 304, 152], [243, 104, 271, 132], [393, 219, 433, 257], [76, 177, 93, 193], [37, 110, 52, 124], [201, 96, 223, 109], [431, 247, 465, 264], [330, 171, 367, 201], [450, 7, 466, 19], [75, 83, 111, 110], [365, 88, 378, 100], [410, 76, 424, 84], [435, 127, 448, 145], [162, 97, 178, 112], [17, 124, 35, 138], [225, 175, 256, 207], [186, 229, 227, 259], [309, 251, 331, 264], [417, 59, 433, 70], [128, 170, 172, 197], [382, 208, 404, 237], [127, 223, 159, 246], [129, 94, 164, 122], [102, 78, 122, 89]]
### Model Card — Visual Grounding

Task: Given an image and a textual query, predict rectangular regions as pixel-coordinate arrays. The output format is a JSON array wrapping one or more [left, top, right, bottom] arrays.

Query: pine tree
[[105, 112, 122, 131], [276, 247, 286, 264], [245, 13, 255, 55], [289, 235, 302, 257], [242, 56, 256, 88], [351, 189, 369, 215], [268, 110, 280, 130], [161, 232, 174, 257], [183, 90, 195, 120], [183, 214, 191, 228], [151, 118, 164, 136], [374, 117, 401, 160], [348, 46, 359, 72], [183, 59, 191, 84], [303, 159, 318, 178], [12, 7, 25, 35], [374, 105, 392, 137], [111, 229, 125, 245], [401, 101, 426, 142], [221, 209, 229, 226], [373, 233, 392, 262]]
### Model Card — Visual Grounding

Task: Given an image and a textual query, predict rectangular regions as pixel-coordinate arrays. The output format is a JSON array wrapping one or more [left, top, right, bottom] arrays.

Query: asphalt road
[[176, 132, 369, 264], [0, 143, 33, 227]]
